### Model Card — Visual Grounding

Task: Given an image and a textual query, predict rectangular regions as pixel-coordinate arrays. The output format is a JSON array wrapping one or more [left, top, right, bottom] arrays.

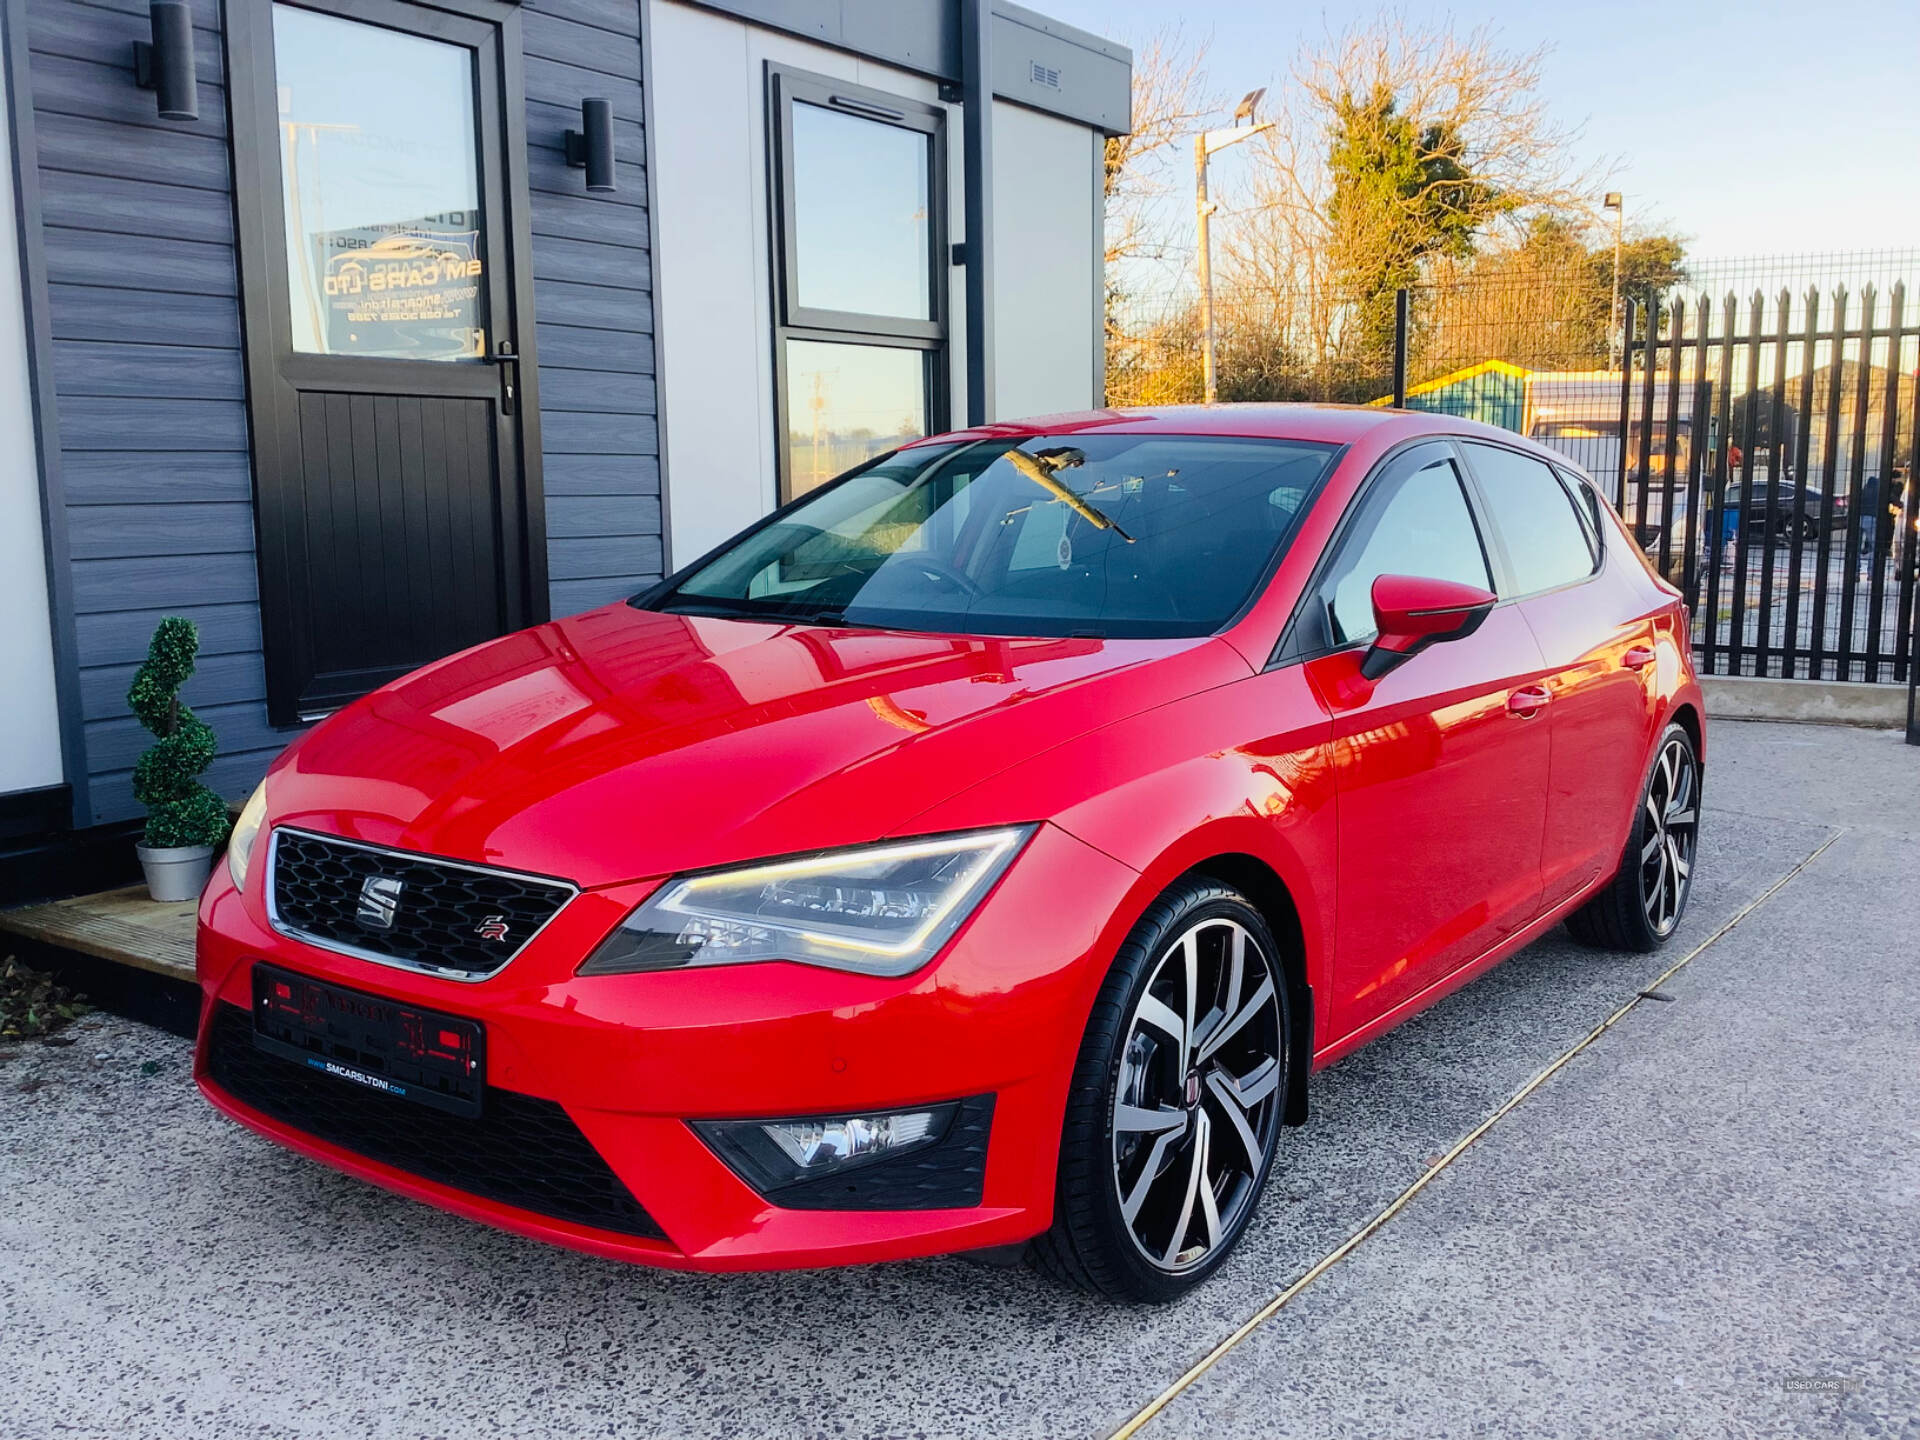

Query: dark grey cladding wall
[[18, 0, 662, 824], [521, 0, 663, 616], [24, 0, 265, 827]]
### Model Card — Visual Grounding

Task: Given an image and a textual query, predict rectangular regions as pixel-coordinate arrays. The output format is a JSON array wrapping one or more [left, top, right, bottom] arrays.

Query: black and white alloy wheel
[[1637, 731, 1699, 938], [1031, 880, 1289, 1302], [1112, 916, 1283, 1272], [1567, 720, 1702, 953]]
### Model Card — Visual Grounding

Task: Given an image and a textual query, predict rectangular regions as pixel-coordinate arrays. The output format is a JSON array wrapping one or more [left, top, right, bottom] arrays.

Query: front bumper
[[194, 823, 1137, 1271]]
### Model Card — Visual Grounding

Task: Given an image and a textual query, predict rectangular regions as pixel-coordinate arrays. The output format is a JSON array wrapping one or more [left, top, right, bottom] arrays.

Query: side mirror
[[1360, 574, 1496, 680]]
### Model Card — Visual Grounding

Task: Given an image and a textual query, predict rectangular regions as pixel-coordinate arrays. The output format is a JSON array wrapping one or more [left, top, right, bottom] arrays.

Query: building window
[[770, 67, 947, 500]]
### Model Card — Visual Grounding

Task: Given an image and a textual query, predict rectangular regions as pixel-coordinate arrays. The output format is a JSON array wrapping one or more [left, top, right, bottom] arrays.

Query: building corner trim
[[1090, 127, 1104, 408], [960, 0, 993, 426], [638, 0, 673, 575]]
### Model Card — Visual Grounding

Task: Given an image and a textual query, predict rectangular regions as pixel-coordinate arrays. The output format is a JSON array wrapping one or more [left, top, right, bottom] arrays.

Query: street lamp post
[[1604, 191, 1625, 368], [1196, 90, 1273, 404]]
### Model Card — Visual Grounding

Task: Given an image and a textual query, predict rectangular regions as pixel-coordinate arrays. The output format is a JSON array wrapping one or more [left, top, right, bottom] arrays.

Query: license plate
[[251, 964, 485, 1118]]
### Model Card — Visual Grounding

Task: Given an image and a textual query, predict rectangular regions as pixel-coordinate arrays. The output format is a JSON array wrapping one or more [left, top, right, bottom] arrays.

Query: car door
[[1459, 443, 1659, 908], [1293, 443, 1551, 1043]]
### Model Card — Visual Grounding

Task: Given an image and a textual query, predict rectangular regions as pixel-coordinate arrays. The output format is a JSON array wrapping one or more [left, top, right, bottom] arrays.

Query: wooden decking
[[0, 885, 196, 983]]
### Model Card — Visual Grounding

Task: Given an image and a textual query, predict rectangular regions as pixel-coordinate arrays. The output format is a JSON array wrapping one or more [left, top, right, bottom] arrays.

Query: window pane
[[790, 102, 931, 321], [1559, 470, 1605, 552], [275, 6, 487, 360], [667, 434, 1340, 638], [1465, 443, 1598, 595], [1324, 459, 1490, 646], [785, 340, 928, 496]]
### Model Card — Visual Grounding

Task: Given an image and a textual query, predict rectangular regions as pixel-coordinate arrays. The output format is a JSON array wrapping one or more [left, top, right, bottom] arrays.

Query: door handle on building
[[1506, 685, 1551, 717], [496, 340, 519, 415], [1623, 645, 1656, 670]]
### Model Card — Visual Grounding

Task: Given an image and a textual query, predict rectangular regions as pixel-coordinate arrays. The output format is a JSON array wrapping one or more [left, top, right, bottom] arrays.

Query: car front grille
[[268, 828, 576, 979], [205, 1002, 665, 1240]]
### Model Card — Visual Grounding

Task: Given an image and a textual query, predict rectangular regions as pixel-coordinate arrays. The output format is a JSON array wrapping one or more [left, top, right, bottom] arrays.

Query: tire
[[1028, 878, 1289, 1303], [1566, 722, 1701, 952]]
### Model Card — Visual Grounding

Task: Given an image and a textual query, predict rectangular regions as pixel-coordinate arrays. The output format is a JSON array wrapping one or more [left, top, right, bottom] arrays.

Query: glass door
[[230, 0, 539, 725]]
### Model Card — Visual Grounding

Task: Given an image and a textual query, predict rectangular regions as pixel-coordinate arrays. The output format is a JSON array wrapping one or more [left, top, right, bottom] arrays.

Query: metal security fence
[[1617, 284, 1918, 690], [1110, 251, 1920, 727], [1107, 262, 1634, 412]]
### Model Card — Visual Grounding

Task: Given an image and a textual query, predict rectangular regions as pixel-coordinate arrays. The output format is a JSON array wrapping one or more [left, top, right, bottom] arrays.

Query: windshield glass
[[647, 434, 1340, 638]]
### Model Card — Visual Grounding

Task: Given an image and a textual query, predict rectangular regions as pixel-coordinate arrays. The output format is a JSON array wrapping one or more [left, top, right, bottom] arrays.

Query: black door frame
[[227, 0, 547, 726]]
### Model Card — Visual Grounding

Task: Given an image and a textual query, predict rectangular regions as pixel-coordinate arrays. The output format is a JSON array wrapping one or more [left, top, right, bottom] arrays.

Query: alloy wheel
[[1111, 917, 1283, 1272], [1638, 735, 1699, 937]]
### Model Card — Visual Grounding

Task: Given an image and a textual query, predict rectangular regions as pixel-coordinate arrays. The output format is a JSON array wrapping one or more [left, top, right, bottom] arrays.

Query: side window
[[1321, 456, 1492, 647], [1465, 443, 1599, 595], [1556, 468, 1605, 557]]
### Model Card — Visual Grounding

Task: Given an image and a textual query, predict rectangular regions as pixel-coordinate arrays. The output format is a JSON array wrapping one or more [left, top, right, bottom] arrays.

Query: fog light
[[695, 1104, 953, 1194]]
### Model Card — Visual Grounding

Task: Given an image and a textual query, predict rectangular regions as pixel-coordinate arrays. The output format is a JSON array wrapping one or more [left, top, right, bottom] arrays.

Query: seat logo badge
[[475, 914, 510, 943], [355, 876, 404, 930]]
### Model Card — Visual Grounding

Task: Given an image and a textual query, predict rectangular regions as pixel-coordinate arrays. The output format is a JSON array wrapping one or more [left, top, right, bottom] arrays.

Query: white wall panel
[[0, 64, 64, 793], [991, 102, 1096, 422]]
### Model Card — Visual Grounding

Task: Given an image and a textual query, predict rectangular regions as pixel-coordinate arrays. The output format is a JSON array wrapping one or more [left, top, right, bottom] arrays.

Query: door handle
[[495, 340, 519, 416], [1622, 645, 1656, 670], [1507, 685, 1551, 717]]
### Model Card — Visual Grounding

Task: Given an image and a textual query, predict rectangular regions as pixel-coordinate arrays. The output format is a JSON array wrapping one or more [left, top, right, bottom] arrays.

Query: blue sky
[[1042, 0, 1920, 263]]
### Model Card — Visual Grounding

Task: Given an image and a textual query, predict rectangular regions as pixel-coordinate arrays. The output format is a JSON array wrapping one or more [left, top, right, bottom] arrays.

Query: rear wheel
[[1566, 723, 1701, 952], [1029, 879, 1287, 1303]]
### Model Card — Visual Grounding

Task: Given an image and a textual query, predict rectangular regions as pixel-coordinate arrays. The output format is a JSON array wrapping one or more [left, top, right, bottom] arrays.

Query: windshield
[[645, 434, 1340, 638]]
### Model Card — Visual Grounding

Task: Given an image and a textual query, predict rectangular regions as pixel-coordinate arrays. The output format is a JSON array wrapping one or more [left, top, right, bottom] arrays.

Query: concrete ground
[[1, 720, 1915, 1440]]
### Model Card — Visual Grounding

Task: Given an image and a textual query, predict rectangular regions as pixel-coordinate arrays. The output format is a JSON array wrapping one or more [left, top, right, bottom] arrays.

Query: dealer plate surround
[[251, 963, 487, 1118]]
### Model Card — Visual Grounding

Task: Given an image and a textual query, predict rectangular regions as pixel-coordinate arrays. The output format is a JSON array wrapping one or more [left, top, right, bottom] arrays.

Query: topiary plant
[[127, 616, 230, 850]]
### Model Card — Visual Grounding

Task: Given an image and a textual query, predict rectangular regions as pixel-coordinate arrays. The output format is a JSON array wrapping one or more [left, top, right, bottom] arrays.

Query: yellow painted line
[[1112, 827, 1845, 1440]]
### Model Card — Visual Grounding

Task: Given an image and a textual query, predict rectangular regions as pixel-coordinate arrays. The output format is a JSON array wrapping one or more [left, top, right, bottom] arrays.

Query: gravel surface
[[1, 721, 1911, 1439]]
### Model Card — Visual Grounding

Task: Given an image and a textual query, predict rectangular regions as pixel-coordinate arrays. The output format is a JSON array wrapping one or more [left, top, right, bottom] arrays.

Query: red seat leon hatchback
[[197, 406, 1704, 1302]]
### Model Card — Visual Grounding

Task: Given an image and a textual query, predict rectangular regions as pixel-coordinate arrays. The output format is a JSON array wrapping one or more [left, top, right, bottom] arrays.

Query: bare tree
[[1099, 27, 1223, 404], [1221, 15, 1605, 375], [1102, 27, 1220, 286]]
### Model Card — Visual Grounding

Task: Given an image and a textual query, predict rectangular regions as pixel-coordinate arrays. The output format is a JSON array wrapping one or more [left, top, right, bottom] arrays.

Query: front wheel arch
[[1031, 875, 1293, 1300], [1177, 854, 1314, 1128]]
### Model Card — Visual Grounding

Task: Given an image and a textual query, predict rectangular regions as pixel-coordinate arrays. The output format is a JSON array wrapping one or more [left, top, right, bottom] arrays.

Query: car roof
[[914, 403, 1567, 456]]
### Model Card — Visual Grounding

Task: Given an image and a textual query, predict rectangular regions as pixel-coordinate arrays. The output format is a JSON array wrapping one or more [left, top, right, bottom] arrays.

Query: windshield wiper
[[1005, 447, 1135, 542], [656, 596, 767, 620], [660, 595, 888, 631]]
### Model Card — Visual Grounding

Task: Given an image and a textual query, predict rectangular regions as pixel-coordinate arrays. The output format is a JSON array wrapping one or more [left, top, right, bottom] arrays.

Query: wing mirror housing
[[1360, 574, 1497, 680]]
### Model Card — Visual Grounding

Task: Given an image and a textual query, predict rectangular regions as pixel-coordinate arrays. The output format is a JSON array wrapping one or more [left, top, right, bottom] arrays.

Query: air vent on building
[[1030, 60, 1061, 90]]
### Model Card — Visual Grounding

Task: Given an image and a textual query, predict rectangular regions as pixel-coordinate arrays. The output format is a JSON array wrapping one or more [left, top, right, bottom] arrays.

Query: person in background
[[1858, 471, 1881, 580], [1719, 446, 1744, 568], [1896, 462, 1914, 578]]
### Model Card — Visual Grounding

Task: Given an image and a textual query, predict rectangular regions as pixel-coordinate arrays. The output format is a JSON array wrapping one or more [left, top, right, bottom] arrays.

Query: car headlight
[[578, 826, 1033, 979], [227, 779, 269, 893]]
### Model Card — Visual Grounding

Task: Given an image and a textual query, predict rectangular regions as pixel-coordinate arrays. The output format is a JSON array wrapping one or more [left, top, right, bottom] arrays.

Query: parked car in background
[[195, 407, 1705, 1303], [1722, 479, 1850, 543]]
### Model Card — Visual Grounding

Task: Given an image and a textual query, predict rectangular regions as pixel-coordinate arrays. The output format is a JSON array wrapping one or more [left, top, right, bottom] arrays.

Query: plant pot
[[136, 843, 215, 903]]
